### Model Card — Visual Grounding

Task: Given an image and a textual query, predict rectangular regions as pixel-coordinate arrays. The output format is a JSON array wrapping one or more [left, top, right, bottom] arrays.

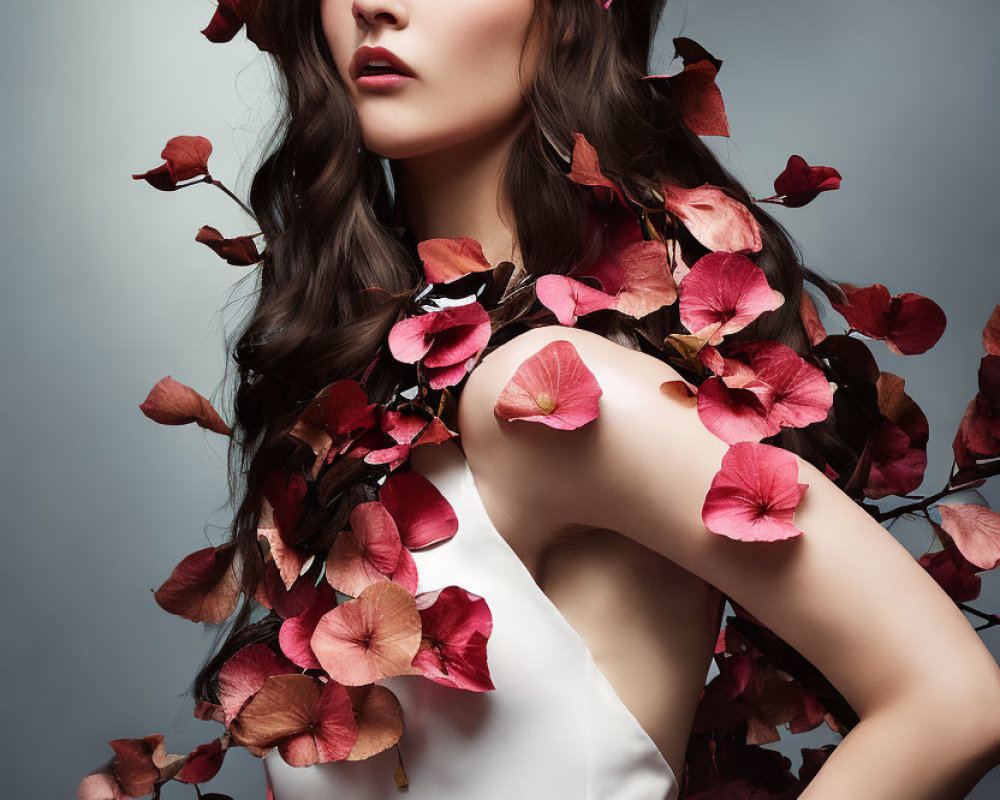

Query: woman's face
[[321, 0, 541, 159]]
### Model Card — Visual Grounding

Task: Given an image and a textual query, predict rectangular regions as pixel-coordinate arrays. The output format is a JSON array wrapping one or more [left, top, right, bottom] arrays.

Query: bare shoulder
[[456, 323, 689, 536]]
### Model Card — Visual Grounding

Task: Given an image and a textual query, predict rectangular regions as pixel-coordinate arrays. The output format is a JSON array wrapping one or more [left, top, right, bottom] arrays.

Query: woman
[[83, 0, 1000, 798]]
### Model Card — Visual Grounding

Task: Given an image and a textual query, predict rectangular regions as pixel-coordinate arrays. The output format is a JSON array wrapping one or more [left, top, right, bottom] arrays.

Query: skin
[[322, 0, 723, 775], [459, 325, 1000, 798], [322, 0, 544, 272], [322, 2, 1000, 794]]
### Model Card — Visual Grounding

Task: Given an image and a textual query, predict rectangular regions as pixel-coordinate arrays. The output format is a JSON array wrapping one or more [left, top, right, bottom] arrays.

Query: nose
[[351, 0, 407, 29]]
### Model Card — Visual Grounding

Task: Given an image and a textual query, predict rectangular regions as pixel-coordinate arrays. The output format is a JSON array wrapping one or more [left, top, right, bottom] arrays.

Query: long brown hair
[[191, 0, 845, 704]]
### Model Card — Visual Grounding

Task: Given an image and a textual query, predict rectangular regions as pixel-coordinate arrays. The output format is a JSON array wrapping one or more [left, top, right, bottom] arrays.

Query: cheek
[[427, 1, 536, 118], [319, 1, 353, 83]]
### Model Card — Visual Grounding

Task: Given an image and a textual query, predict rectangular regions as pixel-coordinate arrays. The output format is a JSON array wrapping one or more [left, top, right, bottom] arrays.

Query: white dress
[[263, 438, 680, 800]]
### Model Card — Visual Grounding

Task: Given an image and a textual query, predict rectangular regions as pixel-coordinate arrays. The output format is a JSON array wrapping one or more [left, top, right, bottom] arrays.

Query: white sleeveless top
[[263, 438, 680, 800]]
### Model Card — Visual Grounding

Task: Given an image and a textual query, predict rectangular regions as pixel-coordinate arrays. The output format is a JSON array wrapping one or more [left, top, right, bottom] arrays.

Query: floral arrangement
[[78, 3, 1000, 799]]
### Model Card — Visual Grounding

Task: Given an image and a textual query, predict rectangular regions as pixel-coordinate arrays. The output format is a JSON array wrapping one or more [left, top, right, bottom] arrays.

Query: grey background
[[2, 0, 997, 797]]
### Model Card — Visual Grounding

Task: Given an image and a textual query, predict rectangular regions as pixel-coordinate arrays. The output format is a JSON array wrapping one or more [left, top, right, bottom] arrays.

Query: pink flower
[[678, 251, 785, 345], [701, 441, 809, 541], [311, 581, 423, 685], [388, 301, 492, 389]]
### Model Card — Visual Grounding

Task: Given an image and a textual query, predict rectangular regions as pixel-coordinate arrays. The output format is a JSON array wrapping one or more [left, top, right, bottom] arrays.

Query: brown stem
[[205, 176, 255, 218], [958, 603, 996, 623], [874, 462, 974, 523]]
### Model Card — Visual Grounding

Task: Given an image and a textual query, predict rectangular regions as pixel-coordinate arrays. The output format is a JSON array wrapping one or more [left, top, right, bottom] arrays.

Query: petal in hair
[[217, 642, 299, 727], [325, 502, 403, 596], [678, 251, 785, 345], [662, 183, 763, 254], [419, 236, 496, 284], [379, 468, 459, 548]]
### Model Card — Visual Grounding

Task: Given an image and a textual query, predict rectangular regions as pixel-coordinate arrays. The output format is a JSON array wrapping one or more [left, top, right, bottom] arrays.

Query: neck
[[391, 115, 529, 277]]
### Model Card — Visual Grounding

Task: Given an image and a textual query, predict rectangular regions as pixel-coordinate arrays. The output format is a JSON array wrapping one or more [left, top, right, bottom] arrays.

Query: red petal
[[107, 735, 164, 797], [195, 225, 262, 266], [174, 738, 226, 784], [918, 542, 983, 603], [139, 375, 231, 435], [773, 155, 842, 208], [153, 542, 240, 624], [161, 135, 212, 182], [379, 468, 459, 548], [831, 282, 947, 355], [983, 305, 1000, 356], [644, 59, 730, 137], [565, 132, 629, 209]]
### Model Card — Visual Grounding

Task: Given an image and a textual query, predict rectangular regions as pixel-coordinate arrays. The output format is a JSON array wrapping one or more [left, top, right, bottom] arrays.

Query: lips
[[350, 46, 415, 81]]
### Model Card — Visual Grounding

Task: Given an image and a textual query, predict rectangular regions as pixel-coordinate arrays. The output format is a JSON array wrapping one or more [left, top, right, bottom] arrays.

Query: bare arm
[[459, 324, 1000, 799]]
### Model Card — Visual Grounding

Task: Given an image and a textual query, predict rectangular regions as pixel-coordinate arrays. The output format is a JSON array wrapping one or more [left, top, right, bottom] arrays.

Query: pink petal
[[696, 376, 779, 444], [726, 340, 834, 430], [493, 340, 603, 430], [937, 503, 1000, 571], [325, 502, 403, 596], [390, 545, 420, 594], [662, 183, 763, 254], [535, 274, 618, 326], [418, 236, 494, 284], [678, 251, 784, 345], [701, 441, 809, 542], [311, 581, 423, 685], [279, 581, 340, 670], [217, 642, 299, 727], [387, 301, 491, 366]]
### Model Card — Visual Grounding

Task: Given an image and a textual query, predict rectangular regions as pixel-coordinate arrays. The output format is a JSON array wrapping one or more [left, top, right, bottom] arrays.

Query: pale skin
[[323, 0, 1000, 795]]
